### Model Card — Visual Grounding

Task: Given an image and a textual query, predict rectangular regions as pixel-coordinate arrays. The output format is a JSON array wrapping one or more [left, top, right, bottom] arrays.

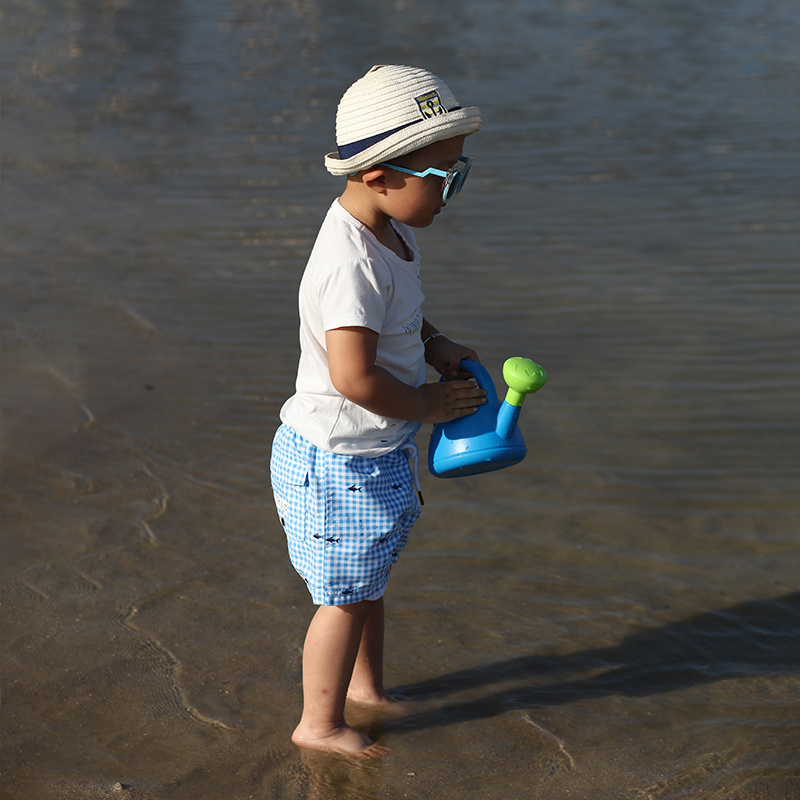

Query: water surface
[[2, 1, 800, 798]]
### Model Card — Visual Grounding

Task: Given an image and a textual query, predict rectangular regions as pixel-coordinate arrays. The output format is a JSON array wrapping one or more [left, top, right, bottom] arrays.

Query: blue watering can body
[[428, 358, 546, 479]]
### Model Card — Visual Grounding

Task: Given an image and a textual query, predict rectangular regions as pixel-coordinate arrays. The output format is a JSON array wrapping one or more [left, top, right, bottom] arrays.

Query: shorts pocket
[[270, 424, 313, 535], [271, 472, 308, 536]]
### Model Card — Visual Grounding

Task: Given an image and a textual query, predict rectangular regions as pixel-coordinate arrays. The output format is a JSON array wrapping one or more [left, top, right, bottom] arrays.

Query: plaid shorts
[[270, 424, 422, 606]]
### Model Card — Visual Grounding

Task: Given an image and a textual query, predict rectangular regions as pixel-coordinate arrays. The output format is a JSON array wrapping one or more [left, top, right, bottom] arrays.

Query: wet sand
[[4, 336, 800, 798]]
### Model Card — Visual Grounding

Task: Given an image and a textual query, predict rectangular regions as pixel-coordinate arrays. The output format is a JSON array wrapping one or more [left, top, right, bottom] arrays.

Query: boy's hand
[[419, 378, 487, 423], [424, 335, 480, 379]]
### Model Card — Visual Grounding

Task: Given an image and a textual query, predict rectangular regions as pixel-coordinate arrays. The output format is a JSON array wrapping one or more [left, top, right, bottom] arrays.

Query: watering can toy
[[428, 357, 547, 478]]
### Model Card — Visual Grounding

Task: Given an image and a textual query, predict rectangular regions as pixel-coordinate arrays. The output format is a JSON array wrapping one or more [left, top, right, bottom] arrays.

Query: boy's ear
[[361, 166, 391, 195]]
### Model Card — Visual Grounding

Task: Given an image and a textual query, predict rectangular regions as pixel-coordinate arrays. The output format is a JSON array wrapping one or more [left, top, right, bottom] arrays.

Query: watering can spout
[[495, 357, 548, 439], [428, 356, 547, 478]]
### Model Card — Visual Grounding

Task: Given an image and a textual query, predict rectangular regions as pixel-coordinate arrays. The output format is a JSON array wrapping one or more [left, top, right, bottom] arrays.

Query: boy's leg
[[347, 597, 385, 704], [347, 598, 410, 712], [293, 599, 390, 758]]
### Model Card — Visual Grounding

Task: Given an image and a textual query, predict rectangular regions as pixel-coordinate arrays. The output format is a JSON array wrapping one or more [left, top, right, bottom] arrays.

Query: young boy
[[270, 65, 485, 759]]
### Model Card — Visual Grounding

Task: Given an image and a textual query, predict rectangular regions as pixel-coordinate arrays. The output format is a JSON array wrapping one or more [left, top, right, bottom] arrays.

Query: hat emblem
[[414, 90, 445, 120]]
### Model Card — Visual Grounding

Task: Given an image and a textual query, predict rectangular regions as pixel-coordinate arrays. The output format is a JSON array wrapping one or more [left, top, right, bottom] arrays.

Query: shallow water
[[2, 0, 800, 798]]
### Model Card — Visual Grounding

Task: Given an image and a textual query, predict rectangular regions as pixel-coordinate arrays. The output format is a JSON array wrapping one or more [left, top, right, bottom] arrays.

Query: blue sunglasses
[[377, 155, 473, 202]]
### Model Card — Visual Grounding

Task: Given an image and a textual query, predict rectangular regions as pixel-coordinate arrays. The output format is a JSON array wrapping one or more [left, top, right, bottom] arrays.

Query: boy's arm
[[326, 326, 486, 424], [420, 317, 480, 379]]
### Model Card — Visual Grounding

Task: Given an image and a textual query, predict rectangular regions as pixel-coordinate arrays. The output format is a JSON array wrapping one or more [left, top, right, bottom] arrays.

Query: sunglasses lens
[[443, 159, 471, 202]]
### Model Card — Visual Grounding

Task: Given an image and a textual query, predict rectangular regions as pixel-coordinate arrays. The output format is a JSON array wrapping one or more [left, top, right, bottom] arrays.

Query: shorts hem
[[309, 581, 388, 606]]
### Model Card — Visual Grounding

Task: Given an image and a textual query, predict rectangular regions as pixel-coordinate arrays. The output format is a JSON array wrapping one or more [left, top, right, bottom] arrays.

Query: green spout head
[[503, 357, 547, 407]]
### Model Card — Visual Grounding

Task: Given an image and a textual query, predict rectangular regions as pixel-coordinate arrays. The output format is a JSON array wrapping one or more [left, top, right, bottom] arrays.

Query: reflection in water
[[294, 748, 384, 800]]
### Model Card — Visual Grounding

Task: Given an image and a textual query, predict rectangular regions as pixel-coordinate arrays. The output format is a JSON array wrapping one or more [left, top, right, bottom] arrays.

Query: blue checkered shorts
[[270, 424, 422, 606]]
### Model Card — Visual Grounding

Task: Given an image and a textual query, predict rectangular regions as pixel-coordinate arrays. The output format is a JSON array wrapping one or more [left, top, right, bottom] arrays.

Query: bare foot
[[346, 691, 413, 715], [291, 722, 390, 759]]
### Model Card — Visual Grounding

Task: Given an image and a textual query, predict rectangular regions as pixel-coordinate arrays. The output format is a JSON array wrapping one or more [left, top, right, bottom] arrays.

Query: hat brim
[[324, 106, 482, 176]]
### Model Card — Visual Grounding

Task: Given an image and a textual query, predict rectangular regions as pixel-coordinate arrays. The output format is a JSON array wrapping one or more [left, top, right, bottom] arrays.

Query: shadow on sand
[[388, 591, 800, 731]]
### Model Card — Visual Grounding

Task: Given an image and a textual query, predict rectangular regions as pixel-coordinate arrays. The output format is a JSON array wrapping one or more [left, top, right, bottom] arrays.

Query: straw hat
[[324, 65, 482, 176]]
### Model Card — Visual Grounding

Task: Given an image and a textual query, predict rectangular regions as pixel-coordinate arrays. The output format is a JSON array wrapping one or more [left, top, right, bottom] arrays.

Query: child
[[270, 65, 485, 759]]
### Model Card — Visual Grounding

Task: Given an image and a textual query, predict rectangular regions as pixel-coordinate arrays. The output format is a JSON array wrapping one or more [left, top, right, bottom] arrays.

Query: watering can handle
[[458, 360, 494, 391]]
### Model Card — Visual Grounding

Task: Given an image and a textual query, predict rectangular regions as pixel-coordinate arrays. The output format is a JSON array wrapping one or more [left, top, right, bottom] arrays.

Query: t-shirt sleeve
[[316, 258, 391, 334]]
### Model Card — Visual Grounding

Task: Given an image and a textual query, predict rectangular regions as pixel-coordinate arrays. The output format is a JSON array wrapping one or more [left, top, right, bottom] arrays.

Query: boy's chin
[[416, 211, 441, 228]]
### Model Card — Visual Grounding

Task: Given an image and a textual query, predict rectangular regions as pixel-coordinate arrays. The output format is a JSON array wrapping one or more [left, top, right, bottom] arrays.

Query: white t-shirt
[[280, 200, 426, 456]]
